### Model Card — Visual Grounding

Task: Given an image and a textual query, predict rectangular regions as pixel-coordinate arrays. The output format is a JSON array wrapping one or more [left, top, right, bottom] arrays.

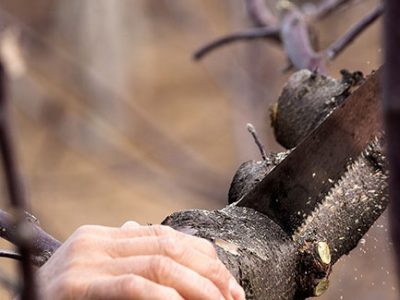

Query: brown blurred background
[[0, 0, 396, 299]]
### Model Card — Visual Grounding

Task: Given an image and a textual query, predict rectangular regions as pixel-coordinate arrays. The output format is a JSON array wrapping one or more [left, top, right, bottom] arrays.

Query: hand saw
[[237, 68, 382, 235]]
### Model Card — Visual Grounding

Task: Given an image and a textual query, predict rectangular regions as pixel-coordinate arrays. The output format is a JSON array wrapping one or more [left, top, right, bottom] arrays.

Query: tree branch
[[327, 3, 384, 60], [0, 209, 61, 267], [193, 27, 280, 60], [279, 5, 327, 72]]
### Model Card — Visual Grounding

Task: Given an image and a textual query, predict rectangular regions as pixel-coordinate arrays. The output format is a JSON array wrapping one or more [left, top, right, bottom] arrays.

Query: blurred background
[[0, 0, 396, 299]]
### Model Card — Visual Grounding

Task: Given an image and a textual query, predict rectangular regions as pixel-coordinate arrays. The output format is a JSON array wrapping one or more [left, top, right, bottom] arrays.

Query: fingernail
[[121, 221, 140, 229], [229, 278, 246, 300]]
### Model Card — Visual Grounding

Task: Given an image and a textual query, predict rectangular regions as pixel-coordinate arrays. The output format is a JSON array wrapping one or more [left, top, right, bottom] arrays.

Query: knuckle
[[201, 239, 218, 258], [75, 225, 97, 235], [163, 287, 183, 300], [57, 273, 86, 299], [63, 257, 83, 273], [159, 237, 185, 259], [208, 260, 231, 284], [150, 255, 175, 281], [150, 224, 175, 236], [119, 275, 143, 294], [197, 278, 222, 299], [67, 235, 92, 254]]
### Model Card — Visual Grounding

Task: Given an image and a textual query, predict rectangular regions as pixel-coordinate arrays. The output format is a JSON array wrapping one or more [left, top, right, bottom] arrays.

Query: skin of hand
[[37, 222, 246, 300]]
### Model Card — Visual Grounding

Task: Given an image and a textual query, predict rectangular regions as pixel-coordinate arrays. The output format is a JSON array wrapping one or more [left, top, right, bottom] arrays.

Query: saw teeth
[[292, 136, 385, 241]]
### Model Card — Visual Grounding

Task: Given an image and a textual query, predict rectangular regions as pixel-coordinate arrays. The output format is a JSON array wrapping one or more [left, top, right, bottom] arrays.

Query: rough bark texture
[[163, 207, 299, 300], [228, 151, 289, 204], [271, 69, 364, 149]]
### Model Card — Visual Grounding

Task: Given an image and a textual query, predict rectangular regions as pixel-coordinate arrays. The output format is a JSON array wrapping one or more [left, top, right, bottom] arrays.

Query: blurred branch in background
[[195, 0, 383, 73]]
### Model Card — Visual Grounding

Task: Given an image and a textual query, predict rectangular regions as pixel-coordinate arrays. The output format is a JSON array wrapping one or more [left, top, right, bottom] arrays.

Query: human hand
[[38, 222, 245, 300]]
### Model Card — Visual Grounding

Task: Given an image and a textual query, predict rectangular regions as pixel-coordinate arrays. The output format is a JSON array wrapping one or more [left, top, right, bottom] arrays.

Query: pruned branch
[[193, 27, 280, 60], [327, 3, 384, 60]]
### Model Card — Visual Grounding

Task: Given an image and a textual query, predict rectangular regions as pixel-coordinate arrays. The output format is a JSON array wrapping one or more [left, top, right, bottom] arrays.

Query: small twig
[[193, 27, 280, 60], [326, 4, 384, 60], [0, 249, 22, 261], [245, 0, 277, 27], [246, 123, 267, 161], [310, 0, 352, 20]]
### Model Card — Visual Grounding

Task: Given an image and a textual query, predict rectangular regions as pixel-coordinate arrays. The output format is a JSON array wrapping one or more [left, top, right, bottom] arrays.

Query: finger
[[114, 225, 218, 258], [87, 274, 184, 300], [108, 255, 225, 300], [73, 225, 217, 259], [106, 236, 237, 300]]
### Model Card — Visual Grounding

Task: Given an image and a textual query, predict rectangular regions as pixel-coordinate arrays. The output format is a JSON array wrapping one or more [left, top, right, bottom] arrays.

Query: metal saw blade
[[237, 68, 382, 235]]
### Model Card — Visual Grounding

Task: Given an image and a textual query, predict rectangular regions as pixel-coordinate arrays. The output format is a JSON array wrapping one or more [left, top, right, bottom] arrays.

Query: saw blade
[[237, 68, 382, 235]]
